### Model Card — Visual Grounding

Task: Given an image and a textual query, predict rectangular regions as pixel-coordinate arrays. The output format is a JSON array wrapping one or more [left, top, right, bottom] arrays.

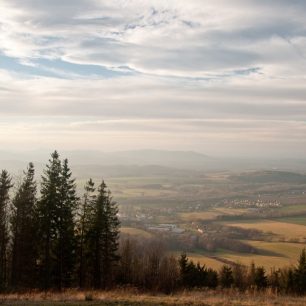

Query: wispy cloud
[[0, 0, 305, 157]]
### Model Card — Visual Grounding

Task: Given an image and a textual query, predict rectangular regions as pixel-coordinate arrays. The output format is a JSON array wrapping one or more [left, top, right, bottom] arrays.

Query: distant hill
[[1, 150, 306, 173], [231, 170, 306, 184], [72, 164, 200, 179], [0, 149, 213, 171]]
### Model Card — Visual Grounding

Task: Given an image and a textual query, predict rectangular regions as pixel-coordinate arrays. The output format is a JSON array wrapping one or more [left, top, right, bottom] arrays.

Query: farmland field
[[76, 169, 306, 271], [223, 219, 306, 241], [176, 241, 305, 270], [121, 227, 153, 239], [179, 208, 249, 222], [275, 216, 306, 226]]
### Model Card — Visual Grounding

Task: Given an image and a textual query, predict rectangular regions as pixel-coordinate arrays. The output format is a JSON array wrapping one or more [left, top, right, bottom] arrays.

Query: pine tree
[[254, 266, 267, 289], [55, 158, 78, 289], [77, 178, 95, 288], [37, 151, 62, 289], [233, 264, 247, 290], [11, 163, 37, 289], [0, 170, 12, 291], [38, 152, 78, 289], [294, 248, 306, 293], [248, 261, 256, 288], [178, 253, 189, 286], [87, 181, 120, 288], [219, 265, 234, 288]]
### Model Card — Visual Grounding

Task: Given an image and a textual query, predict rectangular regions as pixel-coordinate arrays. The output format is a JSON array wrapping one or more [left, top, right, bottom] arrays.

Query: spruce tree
[[254, 266, 267, 289], [37, 151, 62, 289], [38, 152, 78, 289], [56, 158, 78, 289], [102, 187, 120, 286], [219, 265, 234, 288], [11, 163, 37, 289], [77, 179, 95, 288], [87, 181, 120, 288], [294, 248, 306, 293], [0, 170, 12, 291]]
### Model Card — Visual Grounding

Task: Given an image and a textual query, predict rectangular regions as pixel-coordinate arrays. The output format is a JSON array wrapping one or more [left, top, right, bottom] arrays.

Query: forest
[[1, 151, 306, 296]]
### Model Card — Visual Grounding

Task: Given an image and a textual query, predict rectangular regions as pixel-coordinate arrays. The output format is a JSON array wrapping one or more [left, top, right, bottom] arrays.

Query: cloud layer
[[0, 0, 306, 157]]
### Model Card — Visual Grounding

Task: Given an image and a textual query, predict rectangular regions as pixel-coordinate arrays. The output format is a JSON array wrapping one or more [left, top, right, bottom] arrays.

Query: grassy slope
[[121, 227, 153, 239], [223, 219, 306, 240]]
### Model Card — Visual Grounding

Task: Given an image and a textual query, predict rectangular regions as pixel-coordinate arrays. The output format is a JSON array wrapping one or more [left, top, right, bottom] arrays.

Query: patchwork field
[[83, 170, 306, 271]]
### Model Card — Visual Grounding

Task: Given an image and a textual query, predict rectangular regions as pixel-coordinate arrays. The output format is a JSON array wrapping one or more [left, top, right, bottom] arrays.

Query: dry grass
[[171, 251, 224, 270], [224, 220, 306, 241], [180, 208, 249, 222], [120, 227, 153, 239], [180, 211, 220, 221], [1, 289, 306, 306], [247, 241, 304, 259], [221, 252, 294, 269]]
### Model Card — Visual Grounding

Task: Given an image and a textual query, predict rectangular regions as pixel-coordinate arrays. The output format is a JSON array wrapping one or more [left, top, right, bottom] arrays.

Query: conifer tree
[[11, 163, 37, 289], [37, 151, 62, 289], [102, 187, 120, 286], [56, 158, 78, 289], [0, 170, 12, 291], [219, 265, 234, 288], [254, 266, 267, 289], [87, 181, 120, 288], [294, 248, 306, 293], [38, 152, 78, 289], [77, 178, 95, 288]]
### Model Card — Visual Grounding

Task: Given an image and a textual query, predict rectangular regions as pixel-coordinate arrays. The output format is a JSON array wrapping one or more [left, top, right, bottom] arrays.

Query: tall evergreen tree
[[55, 158, 78, 289], [294, 248, 306, 294], [11, 163, 37, 289], [77, 179, 95, 288], [0, 170, 12, 291], [38, 152, 78, 290], [87, 181, 120, 288], [37, 151, 62, 289]]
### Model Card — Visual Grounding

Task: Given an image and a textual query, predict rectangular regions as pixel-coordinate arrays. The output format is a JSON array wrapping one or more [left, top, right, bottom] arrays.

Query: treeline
[[0, 151, 119, 291], [117, 238, 306, 294], [1, 151, 306, 295]]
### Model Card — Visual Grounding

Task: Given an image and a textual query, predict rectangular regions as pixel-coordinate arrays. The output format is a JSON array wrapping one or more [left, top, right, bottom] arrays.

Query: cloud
[[0, 0, 305, 157], [1, 0, 305, 77]]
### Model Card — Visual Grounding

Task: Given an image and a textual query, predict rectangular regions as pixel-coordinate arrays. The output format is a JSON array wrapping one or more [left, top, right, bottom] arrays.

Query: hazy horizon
[[1, 1, 306, 159]]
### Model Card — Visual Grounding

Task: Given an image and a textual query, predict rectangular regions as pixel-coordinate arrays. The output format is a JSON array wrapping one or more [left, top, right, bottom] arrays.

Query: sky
[[0, 0, 306, 158]]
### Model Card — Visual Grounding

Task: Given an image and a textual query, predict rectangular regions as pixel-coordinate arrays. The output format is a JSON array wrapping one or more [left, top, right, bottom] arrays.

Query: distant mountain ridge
[[0, 149, 213, 170], [1, 150, 306, 173]]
